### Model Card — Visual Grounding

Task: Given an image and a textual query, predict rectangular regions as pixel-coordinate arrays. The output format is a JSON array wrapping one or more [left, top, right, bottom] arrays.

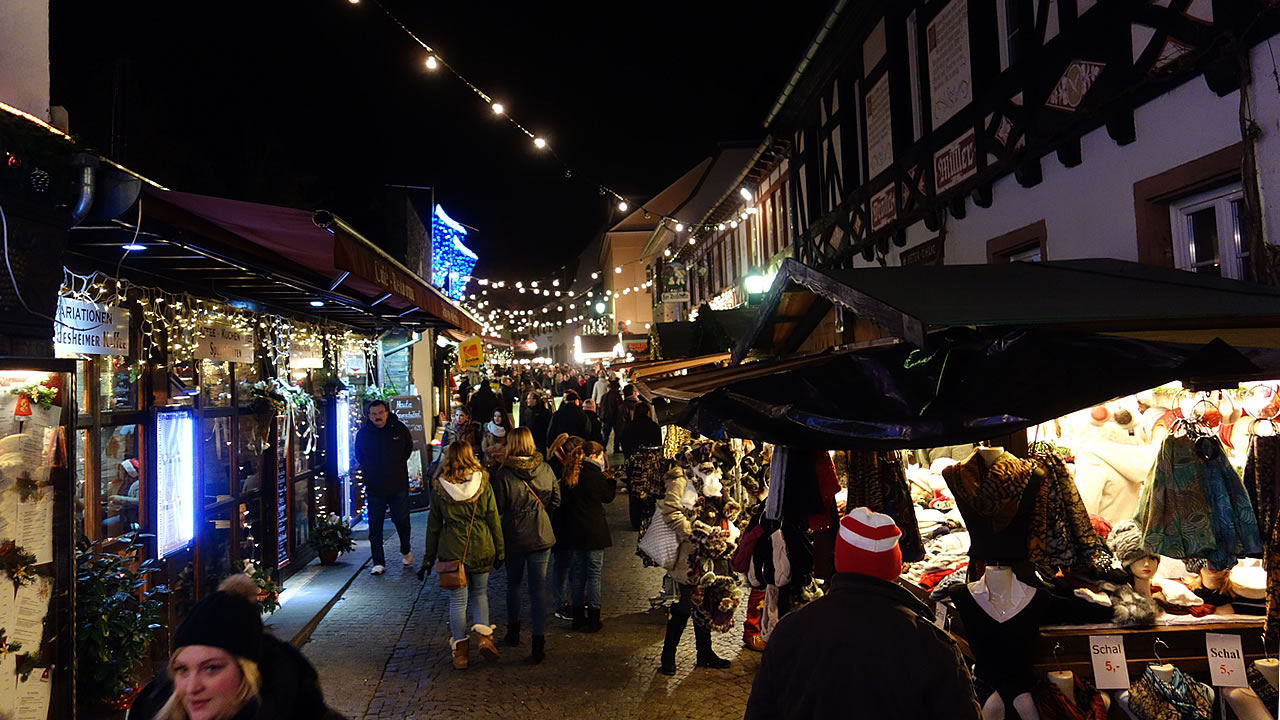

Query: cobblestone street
[[303, 492, 759, 719]]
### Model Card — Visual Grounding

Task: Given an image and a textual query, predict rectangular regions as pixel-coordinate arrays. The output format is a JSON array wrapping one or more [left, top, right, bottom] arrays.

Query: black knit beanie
[[172, 588, 263, 662]]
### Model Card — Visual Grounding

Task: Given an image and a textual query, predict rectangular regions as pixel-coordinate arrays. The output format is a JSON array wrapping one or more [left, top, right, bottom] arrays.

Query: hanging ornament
[[13, 393, 31, 418]]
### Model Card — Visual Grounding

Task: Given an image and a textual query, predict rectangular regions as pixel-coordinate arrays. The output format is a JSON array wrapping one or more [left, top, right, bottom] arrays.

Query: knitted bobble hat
[[835, 507, 903, 581], [172, 574, 264, 662], [1107, 520, 1154, 568]]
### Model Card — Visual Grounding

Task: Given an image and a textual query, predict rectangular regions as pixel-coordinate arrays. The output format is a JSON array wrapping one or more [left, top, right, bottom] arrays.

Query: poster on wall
[[927, 0, 973, 129], [155, 408, 196, 557], [458, 337, 485, 369], [865, 73, 894, 178], [662, 261, 689, 303]]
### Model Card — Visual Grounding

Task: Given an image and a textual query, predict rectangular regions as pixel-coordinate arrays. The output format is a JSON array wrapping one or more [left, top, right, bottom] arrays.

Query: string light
[[425, 55, 438, 70], [492, 102, 505, 115], [533, 137, 546, 149], [618, 201, 628, 212]]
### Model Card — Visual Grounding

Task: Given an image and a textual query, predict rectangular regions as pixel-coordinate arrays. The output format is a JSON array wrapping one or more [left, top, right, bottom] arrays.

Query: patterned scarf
[[944, 451, 1037, 531], [1126, 666, 1213, 720], [1031, 676, 1108, 720], [1246, 664, 1278, 716], [1027, 452, 1115, 575]]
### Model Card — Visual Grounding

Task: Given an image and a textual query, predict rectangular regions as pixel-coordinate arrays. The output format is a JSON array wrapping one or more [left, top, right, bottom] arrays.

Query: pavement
[[300, 490, 760, 720]]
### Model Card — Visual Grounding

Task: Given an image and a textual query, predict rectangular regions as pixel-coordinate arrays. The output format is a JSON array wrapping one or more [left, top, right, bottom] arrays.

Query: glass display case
[[0, 359, 76, 720]]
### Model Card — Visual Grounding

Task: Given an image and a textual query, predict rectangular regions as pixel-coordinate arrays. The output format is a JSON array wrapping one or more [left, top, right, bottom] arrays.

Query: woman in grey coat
[[491, 426, 560, 663]]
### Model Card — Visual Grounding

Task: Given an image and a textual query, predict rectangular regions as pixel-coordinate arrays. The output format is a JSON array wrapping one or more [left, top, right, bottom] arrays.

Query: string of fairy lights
[[345, 0, 754, 258]]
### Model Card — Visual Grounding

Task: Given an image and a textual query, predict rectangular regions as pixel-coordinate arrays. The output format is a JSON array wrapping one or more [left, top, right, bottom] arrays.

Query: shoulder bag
[[437, 499, 480, 589]]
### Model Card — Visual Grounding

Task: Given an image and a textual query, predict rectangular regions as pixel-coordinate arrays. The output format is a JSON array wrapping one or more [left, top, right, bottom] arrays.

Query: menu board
[[275, 415, 289, 568], [388, 396, 429, 494], [156, 409, 196, 557]]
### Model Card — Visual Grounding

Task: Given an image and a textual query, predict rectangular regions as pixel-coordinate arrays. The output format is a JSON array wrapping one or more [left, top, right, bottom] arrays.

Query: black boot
[[694, 623, 730, 669], [529, 635, 545, 664], [503, 622, 521, 647], [571, 605, 588, 631], [658, 609, 690, 676], [585, 607, 603, 633]]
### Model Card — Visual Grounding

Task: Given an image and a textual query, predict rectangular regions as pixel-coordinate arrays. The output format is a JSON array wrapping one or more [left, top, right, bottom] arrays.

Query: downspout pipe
[[69, 152, 99, 226]]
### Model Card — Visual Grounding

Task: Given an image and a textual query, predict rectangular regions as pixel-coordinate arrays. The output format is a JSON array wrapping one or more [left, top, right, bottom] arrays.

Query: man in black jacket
[[469, 377, 500, 426], [353, 400, 415, 576], [546, 389, 590, 446], [743, 508, 982, 720]]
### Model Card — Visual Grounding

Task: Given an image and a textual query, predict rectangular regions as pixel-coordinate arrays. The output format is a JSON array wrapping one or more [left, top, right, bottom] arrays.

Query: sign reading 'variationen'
[[53, 297, 130, 356]]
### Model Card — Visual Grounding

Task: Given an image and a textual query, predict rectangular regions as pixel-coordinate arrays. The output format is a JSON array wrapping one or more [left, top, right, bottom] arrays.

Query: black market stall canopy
[[67, 188, 483, 334], [654, 307, 757, 359], [736, 257, 1280, 361], [669, 330, 1280, 450]]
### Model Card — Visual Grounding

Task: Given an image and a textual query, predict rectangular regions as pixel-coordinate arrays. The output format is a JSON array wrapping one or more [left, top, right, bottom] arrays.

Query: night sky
[[49, 2, 831, 282]]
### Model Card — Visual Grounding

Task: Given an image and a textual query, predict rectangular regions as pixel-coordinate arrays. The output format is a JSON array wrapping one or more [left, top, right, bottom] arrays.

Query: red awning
[[140, 187, 482, 335]]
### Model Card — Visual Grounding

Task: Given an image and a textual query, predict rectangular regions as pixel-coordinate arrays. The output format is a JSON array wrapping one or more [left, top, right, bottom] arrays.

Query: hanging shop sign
[[934, 128, 977, 194], [194, 322, 255, 364], [342, 350, 367, 377], [458, 336, 485, 369], [155, 408, 196, 558], [52, 297, 130, 356], [927, 0, 973, 129], [662, 261, 690, 304], [291, 341, 324, 370]]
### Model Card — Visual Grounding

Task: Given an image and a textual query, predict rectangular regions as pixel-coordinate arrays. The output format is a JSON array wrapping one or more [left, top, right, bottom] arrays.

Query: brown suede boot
[[451, 637, 469, 670], [474, 624, 500, 662]]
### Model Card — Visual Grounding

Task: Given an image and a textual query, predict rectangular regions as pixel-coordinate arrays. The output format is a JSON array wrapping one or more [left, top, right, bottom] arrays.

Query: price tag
[[1204, 633, 1247, 687], [1088, 635, 1131, 689], [934, 602, 948, 629]]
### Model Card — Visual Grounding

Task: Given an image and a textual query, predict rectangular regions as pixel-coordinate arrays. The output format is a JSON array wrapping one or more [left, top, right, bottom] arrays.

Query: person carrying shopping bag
[[420, 441, 505, 670]]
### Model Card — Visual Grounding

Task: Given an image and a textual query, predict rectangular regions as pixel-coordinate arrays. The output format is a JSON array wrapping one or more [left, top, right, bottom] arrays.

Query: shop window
[[200, 359, 232, 408], [99, 355, 140, 411], [201, 416, 234, 505], [168, 359, 198, 406], [239, 496, 266, 565], [199, 503, 234, 592], [237, 416, 268, 495], [1170, 184, 1250, 280], [99, 424, 141, 538], [74, 427, 90, 535], [293, 478, 311, 550], [235, 360, 262, 408], [74, 361, 91, 418], [987, 219, 1048, 263], [996, 0, 1027, 71]]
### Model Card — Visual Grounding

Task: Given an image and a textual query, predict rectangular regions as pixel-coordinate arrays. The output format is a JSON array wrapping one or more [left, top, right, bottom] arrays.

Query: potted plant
[[75, 532, 167, 712], [308, 513, 356, 565], [241, 560, 284, 615]]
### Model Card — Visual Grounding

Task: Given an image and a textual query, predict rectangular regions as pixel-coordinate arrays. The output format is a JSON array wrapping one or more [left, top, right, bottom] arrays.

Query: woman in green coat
[[421, 441, 505, 670]]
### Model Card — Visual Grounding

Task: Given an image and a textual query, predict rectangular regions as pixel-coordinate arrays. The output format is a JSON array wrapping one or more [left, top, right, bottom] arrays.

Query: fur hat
[[1107, 520, 1155, 568], [173, 574, 264, 662], [835, 507, 903, 581]]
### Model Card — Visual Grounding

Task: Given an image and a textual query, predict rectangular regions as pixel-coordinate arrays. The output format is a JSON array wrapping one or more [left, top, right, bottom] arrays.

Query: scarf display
[[1031, 676, 1108, 720], [1026, 451, 1115, 575], [624, 448, 666, 501], [1243, 434, 1280, 647], [838, 450, 926, 562], [1246, 663, 1279, 716], [1126, 666, 1213, 720], [1136, 435, 1262, 571], [944, 452, 1037, 531]]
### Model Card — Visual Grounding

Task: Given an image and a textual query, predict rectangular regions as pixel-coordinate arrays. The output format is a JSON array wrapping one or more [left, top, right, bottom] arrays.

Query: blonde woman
[[421, 441, 505, 670], [128, 575, 338, 719]]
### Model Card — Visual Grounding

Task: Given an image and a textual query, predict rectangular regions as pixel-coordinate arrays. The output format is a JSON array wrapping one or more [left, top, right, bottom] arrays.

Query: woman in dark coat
[[491, 427, 559, 662], [558, 440, 616, 633], [620, 400, 662, 459], [519, 391, 553, 456]]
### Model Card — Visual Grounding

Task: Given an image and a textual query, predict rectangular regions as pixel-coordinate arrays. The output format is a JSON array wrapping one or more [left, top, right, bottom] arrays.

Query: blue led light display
[[431, 205, 478, 301]]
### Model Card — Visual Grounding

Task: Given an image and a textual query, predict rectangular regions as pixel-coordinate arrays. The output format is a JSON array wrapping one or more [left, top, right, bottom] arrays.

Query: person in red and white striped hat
[[744, 507, 982, 720]]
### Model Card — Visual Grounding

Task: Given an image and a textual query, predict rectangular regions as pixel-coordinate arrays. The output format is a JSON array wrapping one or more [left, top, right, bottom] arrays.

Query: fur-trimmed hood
[[434, 470, 487, 503], [502, 452, 546, 474]]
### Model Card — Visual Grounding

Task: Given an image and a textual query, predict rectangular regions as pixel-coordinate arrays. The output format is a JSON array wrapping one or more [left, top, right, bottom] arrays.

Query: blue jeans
[[550, 547, 572, 609], [602, 422, 615, 451], [570, 549, 604, 609], [445, 571, 491, 642], [366, 491, 411, 566], [506, 548, 551, 635]]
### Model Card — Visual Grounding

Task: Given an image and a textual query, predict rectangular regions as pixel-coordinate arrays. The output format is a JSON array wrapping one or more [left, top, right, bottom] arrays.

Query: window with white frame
[[1170, 184, 1251, 280]]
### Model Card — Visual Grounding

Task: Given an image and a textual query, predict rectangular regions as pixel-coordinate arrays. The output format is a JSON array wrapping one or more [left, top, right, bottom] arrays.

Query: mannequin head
[[1128, 555, 1159, 580]]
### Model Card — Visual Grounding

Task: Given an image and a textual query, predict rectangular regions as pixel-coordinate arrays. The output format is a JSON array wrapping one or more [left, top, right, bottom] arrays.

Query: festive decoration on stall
[[242, 559, 283, 615], [0, 540, 42, 590], [9, 382, 55, 411]]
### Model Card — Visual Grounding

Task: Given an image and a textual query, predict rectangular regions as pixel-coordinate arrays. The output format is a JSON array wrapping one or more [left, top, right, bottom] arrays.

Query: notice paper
[[16, 497, 53, 565], [1204, 633, 1248, 687], [15, 667, 51, 720], [1088, 634, 1131, 689], [10, 578, 50, 650], [0, 653, 16, 719]]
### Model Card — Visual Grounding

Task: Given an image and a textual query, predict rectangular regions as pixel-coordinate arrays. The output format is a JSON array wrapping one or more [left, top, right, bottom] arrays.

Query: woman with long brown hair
[[547, 433, 584, 620], [421, 441, 505, 670], [558, 440, 616, 632], [491, 426, 559, 662], [482, 408, 513, 470]]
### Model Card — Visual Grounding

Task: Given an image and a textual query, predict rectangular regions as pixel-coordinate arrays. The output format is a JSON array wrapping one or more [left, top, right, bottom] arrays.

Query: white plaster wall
[[0, 1, 50, 121], [1247, 39, 1280, 248], [877, 49, 1261, 267]]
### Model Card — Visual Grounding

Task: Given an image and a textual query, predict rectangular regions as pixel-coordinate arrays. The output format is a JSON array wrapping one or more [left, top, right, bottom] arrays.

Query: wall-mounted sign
[[156, 408, 196, 558], [865, 74, 894, 178], [194, 322, 254, 364], [662, 261, 689, 304], [900, 236, 945, 266], [934, 129, 977, 194], [458, 336, 485, 369], [52, 297, 129, 356], [621, 333, 649, 355], [927, 0, 973, 129], [292, 342, 324, 370], [275, 414, 289, 569], [870, 185, 898, 232]]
